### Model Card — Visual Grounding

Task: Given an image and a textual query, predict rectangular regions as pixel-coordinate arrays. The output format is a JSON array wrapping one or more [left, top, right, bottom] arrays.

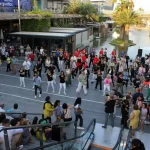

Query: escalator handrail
[[112, 125, 124, 150], [124, 127, 132, 150], [28, 118, 96, 150]]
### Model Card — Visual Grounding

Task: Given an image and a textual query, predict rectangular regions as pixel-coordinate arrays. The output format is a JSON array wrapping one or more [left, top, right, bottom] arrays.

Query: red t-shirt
[[83, 63, 87, 69], [93, 57, 99, 65], [29, 53, 34, 61], [82, 55, 86, 62], [74, 51, 80, 57], [82, 49, 86, 55], [112, 50, 116, 56], [99, 50, 104, 55]]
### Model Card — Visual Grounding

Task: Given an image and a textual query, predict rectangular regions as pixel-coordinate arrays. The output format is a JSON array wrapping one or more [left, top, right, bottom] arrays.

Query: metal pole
[[18, 0, 21, 32]]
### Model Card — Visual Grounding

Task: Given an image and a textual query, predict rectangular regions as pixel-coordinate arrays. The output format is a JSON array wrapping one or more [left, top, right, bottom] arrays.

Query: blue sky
[[133, 0, 149, 12]]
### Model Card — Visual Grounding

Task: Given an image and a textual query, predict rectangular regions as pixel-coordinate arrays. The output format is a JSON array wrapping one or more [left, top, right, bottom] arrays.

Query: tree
[[64, 0, 99, 24], [112, 0, 139, 44]]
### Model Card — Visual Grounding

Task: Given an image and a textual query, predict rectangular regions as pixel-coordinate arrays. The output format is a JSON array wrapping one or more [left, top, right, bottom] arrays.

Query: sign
[[0, 0, 14, 7], [0, 0, 31, 11]]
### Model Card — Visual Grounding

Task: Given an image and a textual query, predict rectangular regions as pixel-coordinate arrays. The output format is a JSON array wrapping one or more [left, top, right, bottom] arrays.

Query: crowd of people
[[0, 42, 150, 150]]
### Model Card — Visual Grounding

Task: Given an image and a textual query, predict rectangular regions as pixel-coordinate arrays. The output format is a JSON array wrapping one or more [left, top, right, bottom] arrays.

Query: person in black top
[[95, 71, 102, 90], [102, 94, 116, 128], [58, 71, 66, 95], [132, 75, 141, 90], [84, 67, 90, 89], [59, 53, 64, 70], [36, 60, 42, 77], [129, 65, 135, 85], [121, 96, 130, 129], [46, 70, 54, 93], [91, 64, 99, 84], [53, 53, 60, 72], [89, 53, 95, 68], [116, 73, 124, 94], [131, 139, 145, 150], [19, 66, 25, 87], [100, 61, 105, 79]]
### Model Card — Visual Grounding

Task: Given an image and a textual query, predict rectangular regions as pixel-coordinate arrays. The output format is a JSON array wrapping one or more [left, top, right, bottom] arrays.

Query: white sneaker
[[23, 85, 25, 88], [17, 145, 23, 150], [39, 94, 41, 97], [58, 92, 60, 95], [32, 86, 34, 89], [53, 91, 55, 93], [34, 96, 37, 98], [77, 127, 84, 130], [64, 92, 66, 95]]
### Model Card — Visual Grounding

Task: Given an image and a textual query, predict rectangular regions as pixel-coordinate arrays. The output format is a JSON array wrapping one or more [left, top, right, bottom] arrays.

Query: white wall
[[76, 33, 82, 45]]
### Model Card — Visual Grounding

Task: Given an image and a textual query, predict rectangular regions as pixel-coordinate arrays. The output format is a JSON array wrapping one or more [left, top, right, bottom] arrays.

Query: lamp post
[[18, 0, 21, 32]]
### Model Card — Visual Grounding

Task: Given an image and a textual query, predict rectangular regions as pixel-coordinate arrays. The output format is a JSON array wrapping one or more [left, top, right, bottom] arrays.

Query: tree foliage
[[22, 19, 51, 32], [112, 0, 140, 44], [64, 0, 99, 22]]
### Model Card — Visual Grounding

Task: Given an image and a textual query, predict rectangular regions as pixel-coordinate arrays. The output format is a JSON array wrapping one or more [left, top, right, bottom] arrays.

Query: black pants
[[87, 76, 89, 89], [75, 114, 83, 127], [6, 63, 11, 72], [54, 63, 60, 72], [64, 118, 72, 122], [35, 85, 42, 96], [95, 80, 102, 90], [111, 75, 114, 87], [25, 70, 30, 77], [121, 111, 128, 129], [38, 70, 41, 77]]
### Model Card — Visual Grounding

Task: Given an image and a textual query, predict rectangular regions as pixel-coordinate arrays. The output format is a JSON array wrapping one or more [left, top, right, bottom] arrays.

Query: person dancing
[[76, 70, 87, 95]]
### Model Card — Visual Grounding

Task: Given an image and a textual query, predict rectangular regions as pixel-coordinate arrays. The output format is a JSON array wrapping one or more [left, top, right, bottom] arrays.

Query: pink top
[[138, 67, 145, 75], [104, 78, 112, 85]]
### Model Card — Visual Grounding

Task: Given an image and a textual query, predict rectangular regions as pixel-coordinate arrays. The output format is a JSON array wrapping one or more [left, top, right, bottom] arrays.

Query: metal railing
[[1, 120, 78, 150], [124, 127, 132, 150], [28, 118, 96, 150], [112, 125, 124, 150]]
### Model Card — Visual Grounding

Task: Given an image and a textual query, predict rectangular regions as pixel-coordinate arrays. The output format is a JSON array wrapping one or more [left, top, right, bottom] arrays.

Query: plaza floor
[[0, 57, 150, 149]]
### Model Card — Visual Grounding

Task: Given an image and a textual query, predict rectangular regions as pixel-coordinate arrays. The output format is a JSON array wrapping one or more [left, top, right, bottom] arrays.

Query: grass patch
[[110, 39, 136, 47]]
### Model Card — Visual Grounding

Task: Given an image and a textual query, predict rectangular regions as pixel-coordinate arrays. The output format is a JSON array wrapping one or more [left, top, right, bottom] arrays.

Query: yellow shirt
[[43, 103, 54, 118], [6, 57, 11, 64]]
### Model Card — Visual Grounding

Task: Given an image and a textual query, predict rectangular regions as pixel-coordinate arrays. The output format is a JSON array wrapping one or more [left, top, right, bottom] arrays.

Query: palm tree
[[78, 2, 98, 23], [113, 0, 139, 43]]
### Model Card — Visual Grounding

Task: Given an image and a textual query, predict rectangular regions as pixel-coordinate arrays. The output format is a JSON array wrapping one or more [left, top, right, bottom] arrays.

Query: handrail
[[0, 121, 76, 132], [112, 125, 124, 150], [4, 112, 43, 116], [124, 127, 132, 150], [28, 118, 96, 150]]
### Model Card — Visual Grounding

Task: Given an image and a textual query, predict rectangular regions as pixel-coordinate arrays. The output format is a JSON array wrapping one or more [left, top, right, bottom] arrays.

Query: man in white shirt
[[40, 47, 44, 55], [0, 119, 23, 150], [23, 58, 31, 78]]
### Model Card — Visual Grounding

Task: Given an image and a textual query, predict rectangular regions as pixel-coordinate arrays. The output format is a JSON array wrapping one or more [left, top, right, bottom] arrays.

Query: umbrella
[[0, 29, 4, 40]]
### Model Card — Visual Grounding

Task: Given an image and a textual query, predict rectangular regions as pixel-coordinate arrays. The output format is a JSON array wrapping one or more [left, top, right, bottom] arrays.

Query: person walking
[[74, 97, 84, 130], [121, 95, 130, 129], [102, 94, 116, 128], [19, 66, 25, 87], [45, 57, 51, 73], [95, 71, 102, 90], [46, 70, 54, 93], [140, 103, 148, 133], [65, 66, 71, 86], [6, 56, 11, 72], [11, 56, 18, 74], [58, 71, 66, 95], [54, 100, 61, 122], [23, 58, 31, 78], [33, 73, 42, 98], [127, 104, 140, 137], [103, 74, 112, 96], [43, 96, 54, 123], [76, 70, 87, 95]]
